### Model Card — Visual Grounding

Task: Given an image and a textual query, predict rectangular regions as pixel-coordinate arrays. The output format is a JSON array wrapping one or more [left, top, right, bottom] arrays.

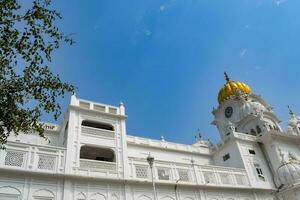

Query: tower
[[62, 96, 128, 199], [211, 73, 277, 189]]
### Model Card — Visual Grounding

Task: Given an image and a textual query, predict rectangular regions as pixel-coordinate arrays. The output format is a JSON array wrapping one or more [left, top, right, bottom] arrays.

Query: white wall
[[212, 140, 244, 168], [0, 173, 64, 200], [127, 144, 212, 166], [237, 140, 275, 189]]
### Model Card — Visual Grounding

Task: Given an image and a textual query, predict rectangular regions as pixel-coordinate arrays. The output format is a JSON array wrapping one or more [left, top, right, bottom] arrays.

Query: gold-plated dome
[[218, 73, 252, 104]]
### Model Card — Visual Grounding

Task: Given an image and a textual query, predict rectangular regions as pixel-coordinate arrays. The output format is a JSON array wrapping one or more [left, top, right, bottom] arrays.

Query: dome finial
[[288, 105, 295, 117], [218, 74, 252, 104], [224, 72, 230, 82]]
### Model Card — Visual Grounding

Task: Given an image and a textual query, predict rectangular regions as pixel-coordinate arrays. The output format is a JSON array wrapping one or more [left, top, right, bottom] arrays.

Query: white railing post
[[130, 159, 134, 178], [231, 170, 238, 185], [27, 146, 33, 170], [133, 164, 137, 179], [0, 150, 4, 166], [172, 164, 177, 181], [213, 168, 221, 185], [32, 147, 38, 170], [193, 165, 201, 184]]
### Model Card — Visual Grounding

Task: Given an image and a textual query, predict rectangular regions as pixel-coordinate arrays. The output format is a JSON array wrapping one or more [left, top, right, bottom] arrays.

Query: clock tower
[[211, 73, 278, 189]]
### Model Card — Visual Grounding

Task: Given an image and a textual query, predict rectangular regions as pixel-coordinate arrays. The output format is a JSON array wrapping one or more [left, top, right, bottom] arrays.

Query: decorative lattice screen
[[135, 165, 148, 178], [4, 151, 25, 167], [37, 155, 55, 170], [178, 169, 189, 181]]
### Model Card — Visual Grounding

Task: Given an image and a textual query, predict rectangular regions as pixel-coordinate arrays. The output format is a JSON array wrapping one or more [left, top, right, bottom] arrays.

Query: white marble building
[[1, 75, 300, 200]]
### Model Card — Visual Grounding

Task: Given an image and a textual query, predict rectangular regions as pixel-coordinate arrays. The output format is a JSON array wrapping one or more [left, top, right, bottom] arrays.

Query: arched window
[[0, 186, 21, 200], [32, 189, 55, 200], [81, 120, 114, 131], [80, 146, 115, 162], [90, 193, 106, 200], [256, 125, 262, 134]]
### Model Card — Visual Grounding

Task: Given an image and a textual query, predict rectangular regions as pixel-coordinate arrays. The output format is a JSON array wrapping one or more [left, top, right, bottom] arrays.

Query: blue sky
[[44, 0, 300, 144]]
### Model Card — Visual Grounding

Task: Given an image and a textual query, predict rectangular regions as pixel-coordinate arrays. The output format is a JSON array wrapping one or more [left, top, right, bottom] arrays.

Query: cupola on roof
[[218, 72, 252, 104]]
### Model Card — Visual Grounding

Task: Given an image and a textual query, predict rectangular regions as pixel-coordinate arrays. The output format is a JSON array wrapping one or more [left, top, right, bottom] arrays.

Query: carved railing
[[79, 159, 116, 171], [81, 126, 115, 138], [0, 142, 66, 173], [130, 160, 250, 187]]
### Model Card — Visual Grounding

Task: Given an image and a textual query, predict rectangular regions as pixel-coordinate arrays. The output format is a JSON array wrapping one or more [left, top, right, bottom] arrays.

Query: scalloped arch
[[90, 193, 106, 200], [160, 196, 175, 200], [137, 194, 152, 200], [77, 192, 87, 200], [111, 194, 119, 200], [32, 189, 55, 198], [0, 186, 21, 195], [184, 198, 194, 200]]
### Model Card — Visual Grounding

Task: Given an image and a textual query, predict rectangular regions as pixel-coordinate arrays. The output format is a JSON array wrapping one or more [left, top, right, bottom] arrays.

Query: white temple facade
[[1, 75, 300, 200]]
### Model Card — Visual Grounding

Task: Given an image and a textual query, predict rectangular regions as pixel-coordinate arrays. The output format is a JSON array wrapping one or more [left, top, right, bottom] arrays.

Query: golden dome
[[218, 73, 252, 104]]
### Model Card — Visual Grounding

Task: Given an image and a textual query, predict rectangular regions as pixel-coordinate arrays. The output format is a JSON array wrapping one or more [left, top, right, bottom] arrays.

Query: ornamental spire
[[224, 72, 230, 82]]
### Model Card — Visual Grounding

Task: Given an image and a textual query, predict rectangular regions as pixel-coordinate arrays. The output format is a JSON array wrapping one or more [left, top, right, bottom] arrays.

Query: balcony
[[130, 160, 250, 188], [0, 142, 65, 174]]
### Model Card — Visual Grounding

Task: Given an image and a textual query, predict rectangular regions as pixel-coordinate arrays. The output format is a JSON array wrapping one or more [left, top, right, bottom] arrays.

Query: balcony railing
[[81, 126, 115, 138], [130, 160, 250, 187], [0, 142, 65, 174], [79, 159, 116, 171]]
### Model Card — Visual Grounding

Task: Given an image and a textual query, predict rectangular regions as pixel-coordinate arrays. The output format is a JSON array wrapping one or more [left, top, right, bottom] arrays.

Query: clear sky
[[45, 0, 300, 144]]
